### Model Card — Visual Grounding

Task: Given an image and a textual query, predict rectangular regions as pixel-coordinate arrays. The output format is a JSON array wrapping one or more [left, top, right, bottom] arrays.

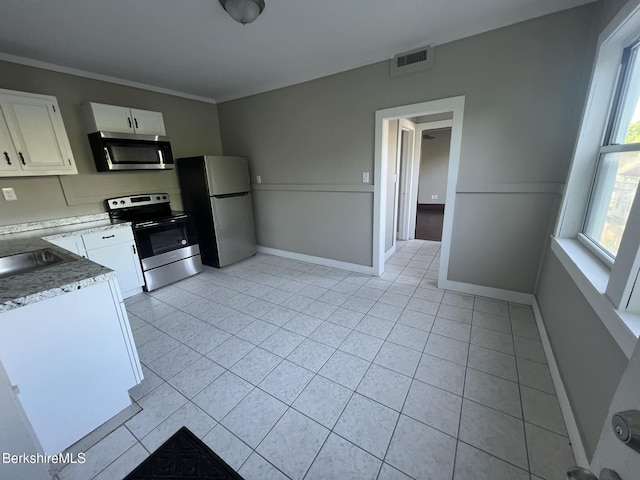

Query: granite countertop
[[0, 215, 129, 313]]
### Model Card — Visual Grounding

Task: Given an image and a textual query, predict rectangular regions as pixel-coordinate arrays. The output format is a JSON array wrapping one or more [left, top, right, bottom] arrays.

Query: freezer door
[[210, 193, 257, 266], [204, 156, 250, 196]]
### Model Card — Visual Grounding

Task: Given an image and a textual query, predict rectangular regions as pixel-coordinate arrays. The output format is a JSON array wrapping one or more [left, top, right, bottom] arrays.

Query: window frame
[[554, 0, 640, 358], [580, 40, 640, 262]]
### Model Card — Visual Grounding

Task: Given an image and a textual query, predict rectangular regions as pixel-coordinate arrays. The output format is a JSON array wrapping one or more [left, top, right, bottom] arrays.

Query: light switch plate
[[2, 187, 17, 201], [256, 175, 262, 184], [362, 172, 370, 183]]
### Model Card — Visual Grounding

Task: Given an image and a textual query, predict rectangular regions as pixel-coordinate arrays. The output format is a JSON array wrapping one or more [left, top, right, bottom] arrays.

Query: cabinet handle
[[3, 152, 11, 166], [127, 117, 132, 128], [18, 152, 25, 165], [132, 244, 137, 255], [134, 118, 139, 129], [101, 234, 115, 239]]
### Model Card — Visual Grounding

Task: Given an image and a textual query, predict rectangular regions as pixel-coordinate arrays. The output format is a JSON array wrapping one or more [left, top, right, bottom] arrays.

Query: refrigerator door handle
[[212, 192, 249, 199]]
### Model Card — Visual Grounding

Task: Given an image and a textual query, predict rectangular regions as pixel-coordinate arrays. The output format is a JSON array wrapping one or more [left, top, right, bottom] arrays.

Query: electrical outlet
[[256, 175, 262, 184], [362, 172, 370, 183], [2, 187, 17, 201]]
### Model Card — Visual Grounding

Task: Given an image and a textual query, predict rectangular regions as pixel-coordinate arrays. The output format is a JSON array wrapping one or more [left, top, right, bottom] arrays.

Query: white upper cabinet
[[0, 89, 77, 177], [85, 102, 166, 136], [0, 108, 19, 174]]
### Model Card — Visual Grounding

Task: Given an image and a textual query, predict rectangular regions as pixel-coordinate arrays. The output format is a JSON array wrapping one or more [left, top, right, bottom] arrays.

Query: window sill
[[550, 237, 640, 358]]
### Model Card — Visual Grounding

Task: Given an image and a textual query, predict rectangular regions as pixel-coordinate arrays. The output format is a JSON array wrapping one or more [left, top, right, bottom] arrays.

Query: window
[[583, 41, 640, 259], [554, 4, 640, 352]]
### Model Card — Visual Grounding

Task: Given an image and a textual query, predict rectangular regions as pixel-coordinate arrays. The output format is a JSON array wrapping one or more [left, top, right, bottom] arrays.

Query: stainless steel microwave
[[88, 131, 174, 171]]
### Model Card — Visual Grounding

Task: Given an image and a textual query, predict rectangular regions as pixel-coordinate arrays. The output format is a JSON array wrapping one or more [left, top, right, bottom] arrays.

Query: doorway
[[372, 96, 465, 284], [415, 126, 452, 241]]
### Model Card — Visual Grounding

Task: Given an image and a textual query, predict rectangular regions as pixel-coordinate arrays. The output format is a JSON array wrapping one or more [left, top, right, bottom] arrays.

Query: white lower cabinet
[[86, 242, 143, 297], [82, 227, 144, 298], [45, 224, 144, 298], [44, 235, 86, 257], [0, 279, 143, 454]]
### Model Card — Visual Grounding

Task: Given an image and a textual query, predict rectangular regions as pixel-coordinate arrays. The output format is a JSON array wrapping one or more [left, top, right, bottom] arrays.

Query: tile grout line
[[509, 301, 533, 478], [82, 244, 553, 480]]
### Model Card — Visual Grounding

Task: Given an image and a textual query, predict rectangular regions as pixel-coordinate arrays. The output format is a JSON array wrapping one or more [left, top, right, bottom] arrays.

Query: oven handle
[[134, 217, 188, 230]]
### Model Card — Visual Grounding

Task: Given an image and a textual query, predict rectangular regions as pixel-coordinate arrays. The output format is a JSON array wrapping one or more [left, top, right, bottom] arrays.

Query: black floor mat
[[124, 427, 245, 480]]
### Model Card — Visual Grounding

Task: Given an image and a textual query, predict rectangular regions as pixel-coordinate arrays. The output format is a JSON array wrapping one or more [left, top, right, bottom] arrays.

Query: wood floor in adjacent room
[[415, 204, 444, 241]]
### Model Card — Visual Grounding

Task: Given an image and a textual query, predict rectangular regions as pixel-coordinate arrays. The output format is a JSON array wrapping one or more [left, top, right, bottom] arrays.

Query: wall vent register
[[391, 46, 435, 77]]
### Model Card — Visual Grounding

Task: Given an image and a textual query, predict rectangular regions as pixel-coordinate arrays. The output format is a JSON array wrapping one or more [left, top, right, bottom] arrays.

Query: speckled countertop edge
[[0, 271, 117, 313], [0, 230, 118, 313], [0, 213, 110, 236]]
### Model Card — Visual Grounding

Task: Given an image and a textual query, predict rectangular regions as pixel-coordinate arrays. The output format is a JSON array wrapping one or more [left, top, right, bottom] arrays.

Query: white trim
[[396, 118, 416, 242], [457, 183, 565, 194], [442, 279, 534, 305], [251, 184, 374, 193], [0, 53, 218, 104], [408, 120, 455, 238], [532, 298, 590, 469], [418, 119, 453, 130], [256, 246, 374, 275], [556, 1, 640, 238], [385, 245, 396, 261], [373, 96, 465, 279]]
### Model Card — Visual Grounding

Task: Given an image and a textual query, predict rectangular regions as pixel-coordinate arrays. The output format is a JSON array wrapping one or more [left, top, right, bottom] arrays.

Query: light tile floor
[[57, 240, 574, 480]]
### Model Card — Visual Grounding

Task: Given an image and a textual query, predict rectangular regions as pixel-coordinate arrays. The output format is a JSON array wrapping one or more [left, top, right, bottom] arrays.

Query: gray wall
[[418, 129, 450, 205], [590, 341, 640, 478], [0, 61, 222, 226], [533, 0, 637, 466], [218, 4, 598, 287], [537, 251, 628, 460]]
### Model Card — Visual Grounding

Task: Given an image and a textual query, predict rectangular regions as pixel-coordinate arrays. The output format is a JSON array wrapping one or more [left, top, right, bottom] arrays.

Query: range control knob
[[162, 195, 167, 199], [156, 196, 161, 200], [120, 200, 125, 205], [112, 201, 117, 205]]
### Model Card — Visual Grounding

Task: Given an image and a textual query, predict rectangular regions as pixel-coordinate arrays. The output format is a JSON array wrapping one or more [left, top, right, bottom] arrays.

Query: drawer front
[[82, 225, 134, 250]]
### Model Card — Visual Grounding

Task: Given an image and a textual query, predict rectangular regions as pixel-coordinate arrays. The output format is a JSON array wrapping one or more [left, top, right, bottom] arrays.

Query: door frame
[[408, 119, 454, 239], [395, 119, 415, 243], [373, 96, 465, 282]]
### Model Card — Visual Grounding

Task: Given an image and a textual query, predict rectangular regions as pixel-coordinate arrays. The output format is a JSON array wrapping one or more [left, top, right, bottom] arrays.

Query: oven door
[[133, 216, 198, 260]]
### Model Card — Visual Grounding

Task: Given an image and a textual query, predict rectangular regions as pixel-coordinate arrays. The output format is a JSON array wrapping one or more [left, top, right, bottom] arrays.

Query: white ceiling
[[0, 0, 595, 103]]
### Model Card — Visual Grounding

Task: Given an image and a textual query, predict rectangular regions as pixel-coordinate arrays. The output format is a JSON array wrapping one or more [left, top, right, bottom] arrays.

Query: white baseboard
[[256, 246, 374, 275], [532, 298, 589, 468], [441, 279, 534, 305], [385, 245, 396, 261]]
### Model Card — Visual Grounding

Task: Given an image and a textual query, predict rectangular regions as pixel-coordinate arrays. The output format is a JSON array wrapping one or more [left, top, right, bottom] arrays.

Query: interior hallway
[[415, 205, 445, 241], [55, 240, 572, 480]]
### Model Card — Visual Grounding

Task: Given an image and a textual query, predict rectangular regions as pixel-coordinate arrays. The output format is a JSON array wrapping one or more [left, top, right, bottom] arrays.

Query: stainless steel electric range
[[106, 193, 203, 291]]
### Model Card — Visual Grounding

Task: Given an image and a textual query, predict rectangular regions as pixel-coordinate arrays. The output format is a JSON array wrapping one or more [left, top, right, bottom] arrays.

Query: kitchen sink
[[0, 248, 77, 279]]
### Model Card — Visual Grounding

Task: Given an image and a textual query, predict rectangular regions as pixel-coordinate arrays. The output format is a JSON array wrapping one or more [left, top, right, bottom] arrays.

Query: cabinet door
[[0, 108, 19, 174], [89, 103, 135, 133], [86, 243, 144, 297], [0, 281, 138, 454], [45, 235, 86, 258], [130, 108, 166, 135], [1, 95, 76, 174]]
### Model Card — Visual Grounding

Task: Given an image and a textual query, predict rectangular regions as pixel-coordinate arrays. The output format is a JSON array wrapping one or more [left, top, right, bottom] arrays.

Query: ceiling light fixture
[[219, 0, 265, 25]]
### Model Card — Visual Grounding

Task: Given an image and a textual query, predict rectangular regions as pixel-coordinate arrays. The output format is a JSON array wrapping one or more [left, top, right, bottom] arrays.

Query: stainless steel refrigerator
[[177, 155, 256, 267]]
